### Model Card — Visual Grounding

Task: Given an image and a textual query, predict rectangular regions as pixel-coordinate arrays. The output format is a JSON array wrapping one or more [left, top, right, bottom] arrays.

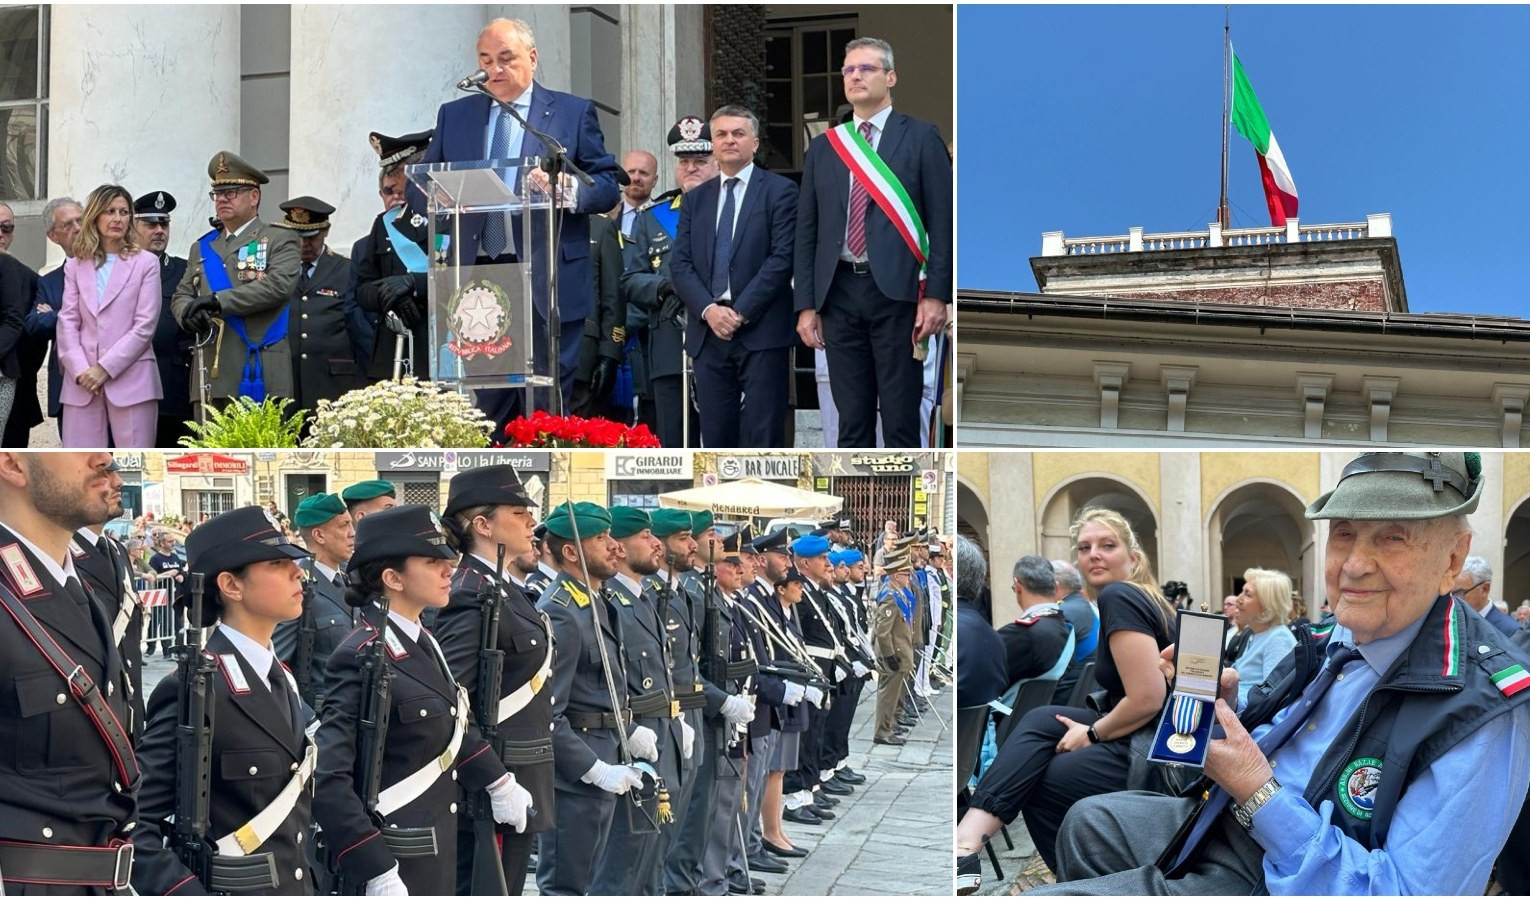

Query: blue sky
[[958, 5, 1530, 317]]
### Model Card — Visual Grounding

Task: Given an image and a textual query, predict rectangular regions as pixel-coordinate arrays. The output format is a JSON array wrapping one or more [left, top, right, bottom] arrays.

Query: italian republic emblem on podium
[[447, 280, 514, 361]]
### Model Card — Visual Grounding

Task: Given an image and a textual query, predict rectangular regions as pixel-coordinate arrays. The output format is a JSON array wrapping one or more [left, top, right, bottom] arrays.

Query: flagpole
[[1218, 7, 1231, 230]]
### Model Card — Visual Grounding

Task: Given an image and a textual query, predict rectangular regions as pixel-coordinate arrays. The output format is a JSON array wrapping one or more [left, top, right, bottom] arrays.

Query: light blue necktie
[[711, 177, 739, 299], [481, 109, 513, 258]]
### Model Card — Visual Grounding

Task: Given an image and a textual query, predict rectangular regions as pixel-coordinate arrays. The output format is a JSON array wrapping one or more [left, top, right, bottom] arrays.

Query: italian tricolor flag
[[1231, 47, 1299, 226]]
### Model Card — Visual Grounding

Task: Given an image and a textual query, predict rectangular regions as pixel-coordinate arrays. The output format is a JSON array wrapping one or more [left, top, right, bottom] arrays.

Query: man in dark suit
[[278, 196, 368, 415], [1455, 556, 1521, 637], [18, 197, 83, 443], [620, 117, 717, 448], [0, 243, 39, 446], [419, 17, 620, 426], [133, 191, 193, 447], [670, 105, 798, 448], [793, 37, 952, 449], [356, 129, 434, 381]]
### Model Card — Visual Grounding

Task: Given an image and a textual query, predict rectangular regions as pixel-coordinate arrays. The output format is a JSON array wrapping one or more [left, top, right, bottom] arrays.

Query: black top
[[995, 608, 1071, 685], [1092, 582, 1176, 708]]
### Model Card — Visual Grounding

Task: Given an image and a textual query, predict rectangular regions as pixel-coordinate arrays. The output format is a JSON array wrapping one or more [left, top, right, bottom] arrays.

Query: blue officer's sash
[[198, 228, 288, 402], [650, 200, 680, 239], [382, 207, 430, 274]]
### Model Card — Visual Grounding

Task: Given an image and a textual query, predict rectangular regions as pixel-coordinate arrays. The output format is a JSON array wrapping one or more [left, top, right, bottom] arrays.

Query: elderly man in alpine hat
[[994, 451, 1530, 897]]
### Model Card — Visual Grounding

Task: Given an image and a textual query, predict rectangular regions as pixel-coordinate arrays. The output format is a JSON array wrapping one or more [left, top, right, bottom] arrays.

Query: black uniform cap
[[445, 464, 536, 517]]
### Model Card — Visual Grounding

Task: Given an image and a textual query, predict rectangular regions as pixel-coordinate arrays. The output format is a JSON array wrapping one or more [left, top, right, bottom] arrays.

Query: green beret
[[543, 501, 612, 540], [650, 509, 693, 537], [690, 510, 714, 535], [609, 506, 653, 540], [342, 479, 396, 503], [293, 493, 346, 528]]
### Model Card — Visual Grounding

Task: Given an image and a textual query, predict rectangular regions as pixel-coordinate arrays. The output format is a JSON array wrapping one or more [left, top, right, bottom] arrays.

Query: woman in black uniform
[[955, 507, 1177, 893], [433, 464, 556, 895], [313, 504, 533, 895], [131, 506, 318, 895]]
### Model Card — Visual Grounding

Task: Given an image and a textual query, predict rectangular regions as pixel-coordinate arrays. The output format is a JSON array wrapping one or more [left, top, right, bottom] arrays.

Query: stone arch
[[1037, 475, 1160, 579], [1502, 490, 1530, 620], [1205, 478, 1316, 619]]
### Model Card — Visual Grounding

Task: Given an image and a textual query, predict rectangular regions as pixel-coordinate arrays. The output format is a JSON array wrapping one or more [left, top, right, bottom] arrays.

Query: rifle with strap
[[293, 576, 318, 709], [172, 573, 217, 888], [468, 546, 510, 895], [336, 593, 395, 894]]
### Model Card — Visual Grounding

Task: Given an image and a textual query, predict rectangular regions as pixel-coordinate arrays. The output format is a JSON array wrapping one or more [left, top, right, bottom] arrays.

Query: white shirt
[[712, 164, 756, 303], [387, 607, 423, 643], [93, 255, 117, 309], [471, 552, 507, 577], [537, 562, 558, 582], [841, 104, 894, 263], [311, 560, 340, 586], [613, 572, 644, 599], [217, 623, 281, 692], [75, 527, 104, 550]]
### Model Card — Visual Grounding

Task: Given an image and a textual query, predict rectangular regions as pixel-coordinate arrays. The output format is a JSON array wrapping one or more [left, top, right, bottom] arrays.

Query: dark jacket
[[290, 246, 368, 412], [0, 254, 43, 441]]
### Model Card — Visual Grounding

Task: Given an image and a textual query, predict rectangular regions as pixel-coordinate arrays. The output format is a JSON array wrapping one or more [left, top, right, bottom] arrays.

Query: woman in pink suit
[[59, 184, 164, 447]]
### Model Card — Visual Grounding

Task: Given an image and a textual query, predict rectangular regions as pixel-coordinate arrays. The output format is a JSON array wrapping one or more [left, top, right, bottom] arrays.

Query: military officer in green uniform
[[171, 151, 302, 413], [535, 501, 651, 895], [873, 547, 918, 745], [619, 116, 719, 447], [276, 196, 368, 415], [273, 492, 356, 711]]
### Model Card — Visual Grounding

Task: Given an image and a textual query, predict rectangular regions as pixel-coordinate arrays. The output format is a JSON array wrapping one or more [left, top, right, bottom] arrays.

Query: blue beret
[[841, 549, 865, 566], [791, 534, 830, 558]]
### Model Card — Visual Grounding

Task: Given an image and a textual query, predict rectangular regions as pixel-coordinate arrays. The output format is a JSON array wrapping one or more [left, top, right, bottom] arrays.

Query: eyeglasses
[[208, 187, 254, 201], [1461, 580, 1488, 594], [841, 64, 888, 78], [0, 222, 13, 234]]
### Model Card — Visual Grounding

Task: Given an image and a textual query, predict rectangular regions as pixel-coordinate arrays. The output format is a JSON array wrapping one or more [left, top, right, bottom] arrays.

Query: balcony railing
[[1041, 214, 1392, 257]]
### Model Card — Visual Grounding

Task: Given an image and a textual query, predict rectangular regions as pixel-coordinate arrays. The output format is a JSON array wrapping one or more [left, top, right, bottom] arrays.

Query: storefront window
[[0, 6, 47, 200]]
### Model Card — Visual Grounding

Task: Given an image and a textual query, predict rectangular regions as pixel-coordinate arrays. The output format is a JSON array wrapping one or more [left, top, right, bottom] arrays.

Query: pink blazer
[[58, 249, 164, 408]]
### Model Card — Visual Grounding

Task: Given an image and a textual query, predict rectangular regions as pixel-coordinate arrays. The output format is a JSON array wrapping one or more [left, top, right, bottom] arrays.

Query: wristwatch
[[1085, 724, 1101, 744], [1233, 777, 1282, 829]]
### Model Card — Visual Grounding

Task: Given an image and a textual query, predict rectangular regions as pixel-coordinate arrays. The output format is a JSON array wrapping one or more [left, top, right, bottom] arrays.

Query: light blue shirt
[[1245, 619, 1530, 894], [93, 254, 117, 310], [709, 163, 754, 304], [483, 86, 533, 162], [1232, 624, 1298, 704]]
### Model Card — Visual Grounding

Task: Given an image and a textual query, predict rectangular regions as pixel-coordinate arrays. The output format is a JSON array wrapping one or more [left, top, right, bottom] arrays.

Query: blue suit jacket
[[1486, 603, 1522, 638], [420, 85, 620, 323], [25, 268, 65, 418], [670, 168, 798, 357], [794, 110, 953, 310]]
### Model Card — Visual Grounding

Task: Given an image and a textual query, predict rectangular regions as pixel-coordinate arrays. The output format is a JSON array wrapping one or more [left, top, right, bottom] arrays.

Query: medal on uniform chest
[[236, 245, 249, 270], [1167, 694, 1202, 753], [411, 212, 426, 228], [651, 255, 662, 271]]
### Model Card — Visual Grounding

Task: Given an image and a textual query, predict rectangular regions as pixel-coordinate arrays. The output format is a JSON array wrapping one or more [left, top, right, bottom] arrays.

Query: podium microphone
[[457, 69, 489, 90]]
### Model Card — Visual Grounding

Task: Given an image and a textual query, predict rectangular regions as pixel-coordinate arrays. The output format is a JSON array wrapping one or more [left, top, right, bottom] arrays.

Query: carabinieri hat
[[342, 480, 397, 503], [650, 509, 693, 537], [276, 196, 335, 232], [293, 493, 347, 528], [543, 501, 612, 540], [752, 528, 790, 555], [207, 150, 269, 188], [185, 506, 312, 627], [609, 506, 653, 540], [667, 116, 712, 156], [133, 191, 176, 223], [1306, 452, 1483, 521], [445, 464, 536, 517], [352, 504, 456, 568], [370, 129, 435, 168], [778, 566, 810, 587], [719, 529, 749, 564]]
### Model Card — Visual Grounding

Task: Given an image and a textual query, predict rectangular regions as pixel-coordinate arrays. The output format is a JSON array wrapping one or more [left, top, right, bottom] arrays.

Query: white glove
[[582, 758, 646, 795], [365, 863, 409, 896], [804, 685, 825, 707], [628, 724, 660, 762], [680, 717, 696, 760], [487, 773, 534, 833], [782, 682, 806, 706], [720, 693, 756, 726], [852, 661, 870, 678]]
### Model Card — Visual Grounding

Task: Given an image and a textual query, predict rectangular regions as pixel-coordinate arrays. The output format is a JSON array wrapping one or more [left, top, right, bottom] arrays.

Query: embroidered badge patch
[[1337, 757, 1383, 820], [0, 544, 44, 596]]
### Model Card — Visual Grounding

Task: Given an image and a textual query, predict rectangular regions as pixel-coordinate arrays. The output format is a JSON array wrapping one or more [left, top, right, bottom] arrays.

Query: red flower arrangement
[[499, 411, 662, 448]]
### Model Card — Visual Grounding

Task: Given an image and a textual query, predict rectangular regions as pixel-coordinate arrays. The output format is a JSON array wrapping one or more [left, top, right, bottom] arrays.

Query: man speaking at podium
[[421, 17, 620, 428]]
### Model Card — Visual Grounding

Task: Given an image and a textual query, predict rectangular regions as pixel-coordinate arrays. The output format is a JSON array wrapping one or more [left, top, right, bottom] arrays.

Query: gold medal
[[1166, 733, 1197, 754]]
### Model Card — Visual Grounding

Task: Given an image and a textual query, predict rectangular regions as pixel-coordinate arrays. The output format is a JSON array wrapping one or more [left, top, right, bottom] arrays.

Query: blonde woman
[[1230, 568, 1297, 704], [59, 183, 163, 446], [956, 508, 1177, 894]]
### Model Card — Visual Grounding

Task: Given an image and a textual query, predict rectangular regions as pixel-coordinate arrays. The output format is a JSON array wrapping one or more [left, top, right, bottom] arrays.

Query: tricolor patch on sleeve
[[1491, 663, 1530, 698]]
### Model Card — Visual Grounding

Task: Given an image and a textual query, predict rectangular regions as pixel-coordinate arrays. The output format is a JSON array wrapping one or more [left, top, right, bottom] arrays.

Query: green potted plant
[[179, 397, 305, 448]]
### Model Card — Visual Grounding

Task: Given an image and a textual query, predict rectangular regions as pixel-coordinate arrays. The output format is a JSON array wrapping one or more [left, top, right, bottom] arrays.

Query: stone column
[[511, 5, 572, 91], [287, 5, 491, 248], [1160, 452, 1203, 601], [47, 4, 241, 269], [1476, 451, 1506, 593], [617, 5, 706, 195], [986, 453, 1035, 625]]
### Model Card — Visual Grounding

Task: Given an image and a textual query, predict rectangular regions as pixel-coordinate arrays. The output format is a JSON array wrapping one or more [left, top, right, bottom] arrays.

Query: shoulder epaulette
[[1015, 607, 1062, 627]]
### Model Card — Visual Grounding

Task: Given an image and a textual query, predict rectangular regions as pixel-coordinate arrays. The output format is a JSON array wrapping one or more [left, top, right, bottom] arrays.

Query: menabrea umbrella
[[658, 478, 844, 520]]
